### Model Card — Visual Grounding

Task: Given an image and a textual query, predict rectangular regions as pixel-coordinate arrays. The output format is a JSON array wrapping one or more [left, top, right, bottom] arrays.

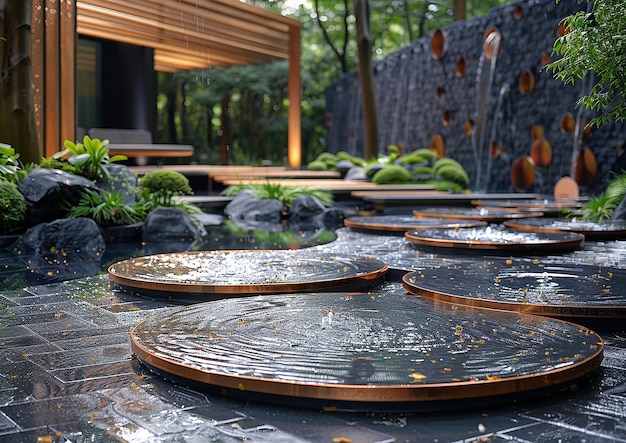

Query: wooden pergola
[[31, 0, 302, 167]]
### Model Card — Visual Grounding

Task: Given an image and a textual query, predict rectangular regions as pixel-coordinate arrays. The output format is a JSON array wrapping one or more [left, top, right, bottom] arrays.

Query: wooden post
[[287, 23, 302, 169]]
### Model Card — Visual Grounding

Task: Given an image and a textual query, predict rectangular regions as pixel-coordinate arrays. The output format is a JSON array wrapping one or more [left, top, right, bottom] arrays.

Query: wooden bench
[[88, 128, 194, 164]]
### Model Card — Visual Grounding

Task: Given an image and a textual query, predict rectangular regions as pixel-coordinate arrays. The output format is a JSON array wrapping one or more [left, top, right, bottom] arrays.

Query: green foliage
[[307, 160, 328, 171], [137, 171, 201, 215], [52, 136, 127, 179], [399, 148, 438, 165], [139, 170, 193, 196], [68, 189, 145, 227], [575, 192, 616, 222], [571, 172, 626, 221], [547, 0, 626, 127], [436, 164, 470, 188], [0, 143, 31, 184], [0, 181, 26, 234], [371, 164, 412, 184], [38, 156, 82, 175], [223, 182, 334, 207]]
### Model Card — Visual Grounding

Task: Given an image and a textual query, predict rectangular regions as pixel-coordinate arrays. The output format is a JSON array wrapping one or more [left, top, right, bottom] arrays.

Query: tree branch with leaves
[[547, 0, 626, 128]]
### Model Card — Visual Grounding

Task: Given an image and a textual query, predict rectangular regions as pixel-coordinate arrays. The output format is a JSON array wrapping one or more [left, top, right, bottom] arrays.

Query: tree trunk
[[0, 0, 41, 164], [355, 0, 378, 160]]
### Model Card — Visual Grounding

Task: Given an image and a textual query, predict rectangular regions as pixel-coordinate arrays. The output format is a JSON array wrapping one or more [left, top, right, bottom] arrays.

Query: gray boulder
[[18, 169, 99, 225], [344, 166, 368, 181], [224, 191, 283, 223], [11, 217, 105, 283], [143, 207, 206, 243], [95, 164, 138, 205]]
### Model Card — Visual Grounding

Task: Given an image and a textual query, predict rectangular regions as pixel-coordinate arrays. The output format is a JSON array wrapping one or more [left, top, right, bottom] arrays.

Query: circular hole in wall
[[510, 156, 535, 191], [531, 125, 544, 140], [464, 120, 473, 136], [430, 135, 445, 158], [560, 113, 575, 133], [514, 5, 523, 20], [530, 138, 552, 167], [456, 56, 467, 77], [574, 148, 597, 186], [519, 70, 536, 94], [557, 20, 569, 37], [442, 110, 451, 126], [541, 52, 551, 67], [431, 29, 446, 60], [483, 27, 502, 60], [435, 86, 444, 99]]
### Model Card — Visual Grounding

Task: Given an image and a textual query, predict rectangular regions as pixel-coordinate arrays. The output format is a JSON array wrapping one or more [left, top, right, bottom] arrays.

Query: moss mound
[[372, 164, 412, 184], [139, 170, 193, 195], [0, 181, 26, 234]]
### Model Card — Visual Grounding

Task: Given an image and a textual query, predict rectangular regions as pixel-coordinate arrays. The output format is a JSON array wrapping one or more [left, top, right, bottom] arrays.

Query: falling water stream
[[472, 30, 502, 191]]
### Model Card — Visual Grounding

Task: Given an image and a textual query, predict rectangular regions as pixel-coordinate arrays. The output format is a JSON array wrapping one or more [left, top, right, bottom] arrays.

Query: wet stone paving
[[0, 229, 625, 442]]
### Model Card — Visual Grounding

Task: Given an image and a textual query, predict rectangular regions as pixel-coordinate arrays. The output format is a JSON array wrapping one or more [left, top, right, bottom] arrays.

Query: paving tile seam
[[518, 412, 626, 442]]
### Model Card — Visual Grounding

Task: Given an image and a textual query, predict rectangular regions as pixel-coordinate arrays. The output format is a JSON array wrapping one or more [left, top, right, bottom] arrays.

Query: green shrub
[[68, 189, 145, 227], [400, 148, 438, 165], [412, 166, 434, 176], [223, 182, 333, 207], [307, 160, 327, 171], [336, 151, 353, 161], [0, 181, 26, 234], [52, 135, 127, 179], [139, 170, 193, 195], [433, 158, 465, 174], [437, 164, 470, 188], [137, 170, 201, 214], [315, 152, 338, 169], [371, 164, 412, 184]]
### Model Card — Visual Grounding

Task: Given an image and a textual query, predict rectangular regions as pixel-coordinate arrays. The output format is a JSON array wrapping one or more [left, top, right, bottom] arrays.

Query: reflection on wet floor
[[0, 228, 625, 441]]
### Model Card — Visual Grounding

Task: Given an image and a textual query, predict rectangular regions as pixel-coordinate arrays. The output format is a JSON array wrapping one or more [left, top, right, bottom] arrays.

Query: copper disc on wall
[[530, 138, 552, 167], [510, 156, 535, 191], [431, 29, 446, 60], [574, 147, 597, 186], [560, 113, 575, 133], [518, 70, 535, 94], [131, 287, 603, 411], [430, 134, 445, 157], [531, 125, 544, 140]]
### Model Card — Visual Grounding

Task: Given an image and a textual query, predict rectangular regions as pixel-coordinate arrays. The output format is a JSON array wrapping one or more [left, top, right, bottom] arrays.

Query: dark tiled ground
[[1, 230, 625, 442]]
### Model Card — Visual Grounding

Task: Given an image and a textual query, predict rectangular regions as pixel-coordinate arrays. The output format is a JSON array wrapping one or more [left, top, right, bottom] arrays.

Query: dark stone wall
[[324, 0, 626, 194]]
